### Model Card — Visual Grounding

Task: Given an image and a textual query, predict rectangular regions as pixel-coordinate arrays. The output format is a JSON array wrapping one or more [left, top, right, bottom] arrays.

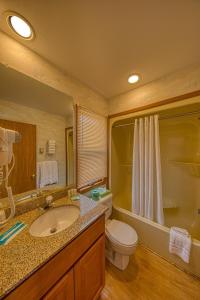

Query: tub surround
[[0, 195, 107, 299], [110, 99, 200, 278], [113, 205, 200, 278]]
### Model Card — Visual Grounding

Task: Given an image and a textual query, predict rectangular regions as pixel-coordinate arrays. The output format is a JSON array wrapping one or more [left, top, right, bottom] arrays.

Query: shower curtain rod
[[113, 109, 200, 128]]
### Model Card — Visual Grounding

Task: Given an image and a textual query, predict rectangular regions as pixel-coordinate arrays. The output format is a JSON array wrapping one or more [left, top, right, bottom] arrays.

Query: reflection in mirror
[[0, 64, 74, 204], [65, 127, 74, 186]]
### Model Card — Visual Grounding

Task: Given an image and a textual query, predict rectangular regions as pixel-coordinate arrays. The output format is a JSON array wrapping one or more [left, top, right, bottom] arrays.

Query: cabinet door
[[43, 269, 74, 300], [74, 235, 105, 300]]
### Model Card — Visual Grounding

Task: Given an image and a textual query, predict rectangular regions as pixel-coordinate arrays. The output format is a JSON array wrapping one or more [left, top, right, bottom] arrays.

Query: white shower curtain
[[132, 115, 164, 225]]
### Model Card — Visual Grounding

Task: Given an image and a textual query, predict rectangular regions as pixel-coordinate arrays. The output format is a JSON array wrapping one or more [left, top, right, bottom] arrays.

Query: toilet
[[97, 193, 138, 270]]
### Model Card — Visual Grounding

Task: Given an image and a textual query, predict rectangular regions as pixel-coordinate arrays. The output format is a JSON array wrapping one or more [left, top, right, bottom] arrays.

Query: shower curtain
[[132, 115, 164, 225]]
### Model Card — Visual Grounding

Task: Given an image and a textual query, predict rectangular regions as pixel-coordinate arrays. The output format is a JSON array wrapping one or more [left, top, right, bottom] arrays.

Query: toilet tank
[[97, 193, 112, 220]]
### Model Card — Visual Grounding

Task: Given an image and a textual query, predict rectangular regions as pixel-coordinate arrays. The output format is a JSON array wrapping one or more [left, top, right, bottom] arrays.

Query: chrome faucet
[[40, 195, 54, 210]]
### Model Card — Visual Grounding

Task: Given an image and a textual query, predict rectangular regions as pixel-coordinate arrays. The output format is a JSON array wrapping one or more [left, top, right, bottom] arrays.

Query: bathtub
[[112, 204, 200, 278]]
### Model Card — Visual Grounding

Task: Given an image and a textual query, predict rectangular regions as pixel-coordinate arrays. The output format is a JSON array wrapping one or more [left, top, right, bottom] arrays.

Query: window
[[76, 106, 107, 190]]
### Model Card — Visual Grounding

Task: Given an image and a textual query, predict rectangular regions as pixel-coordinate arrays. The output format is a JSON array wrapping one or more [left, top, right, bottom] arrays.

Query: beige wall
[[0, 98, 71, 186], [160, 116, 200, 239], [0, 31, 108, 116], [108, 64, 200, 115]]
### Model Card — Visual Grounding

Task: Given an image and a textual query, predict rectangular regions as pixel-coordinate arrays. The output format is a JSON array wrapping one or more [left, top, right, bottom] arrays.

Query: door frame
[[65, 126, 73, 186]]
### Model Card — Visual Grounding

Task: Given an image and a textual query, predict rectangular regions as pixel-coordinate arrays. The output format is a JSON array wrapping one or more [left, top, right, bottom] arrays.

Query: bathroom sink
[[29, 205, 80, 237]]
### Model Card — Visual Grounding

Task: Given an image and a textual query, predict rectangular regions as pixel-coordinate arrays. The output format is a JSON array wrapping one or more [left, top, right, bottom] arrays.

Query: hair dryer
[[0, 127, 21, 226]]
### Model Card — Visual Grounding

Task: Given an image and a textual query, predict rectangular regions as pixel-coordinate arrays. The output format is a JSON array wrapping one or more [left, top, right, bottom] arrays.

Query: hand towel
[[37, 161, 58, 188], [169, 227, 191, 263], [51, 160, 58, 184], [36, 162, 41, 188], [38, 161, 49, 188]]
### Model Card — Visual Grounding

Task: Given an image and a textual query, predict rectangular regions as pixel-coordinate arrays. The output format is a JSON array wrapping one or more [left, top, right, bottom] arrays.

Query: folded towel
[[90, 187, 111, 199], [48, 140, 56, 145], [47, 140, 56, 154], [172, 227, 189, 236], [169, 227, 191, 263]]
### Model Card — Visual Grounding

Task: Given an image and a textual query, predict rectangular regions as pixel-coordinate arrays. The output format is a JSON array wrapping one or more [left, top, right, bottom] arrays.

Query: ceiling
[[0, 0, 200, 98], [0, 64, 73, 117]]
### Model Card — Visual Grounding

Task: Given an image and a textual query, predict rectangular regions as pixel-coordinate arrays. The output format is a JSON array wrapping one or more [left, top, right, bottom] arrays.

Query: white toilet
[[97, 193, 138, 270]]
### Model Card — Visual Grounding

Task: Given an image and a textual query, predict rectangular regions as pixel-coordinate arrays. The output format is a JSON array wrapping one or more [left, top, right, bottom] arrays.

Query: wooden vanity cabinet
[[74, 235, 105, 300], [43, 269, 74, 300], [4, 215, 105, 300]]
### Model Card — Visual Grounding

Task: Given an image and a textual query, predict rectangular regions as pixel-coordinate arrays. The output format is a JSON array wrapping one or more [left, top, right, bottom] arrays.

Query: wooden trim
[[78, 177, 107, 193], [65, 126, 73, 186], [108, 90, 200, 119], [0, 118, 36, 127], [4, 215, 105, 300], [106, 117, 110, 189], [75, 104, 78, 189]]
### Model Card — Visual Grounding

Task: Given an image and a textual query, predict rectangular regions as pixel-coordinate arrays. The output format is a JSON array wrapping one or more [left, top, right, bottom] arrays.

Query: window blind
[[77, 106, 107, 189]]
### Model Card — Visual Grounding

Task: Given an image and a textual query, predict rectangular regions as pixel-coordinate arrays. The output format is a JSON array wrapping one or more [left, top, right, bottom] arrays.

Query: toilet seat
[[106, 219, 138, 249]]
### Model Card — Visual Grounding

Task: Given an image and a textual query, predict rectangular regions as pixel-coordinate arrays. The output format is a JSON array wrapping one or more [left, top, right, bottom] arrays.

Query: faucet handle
[[46, 195, 53, 206], [40, 195, 54, 211]]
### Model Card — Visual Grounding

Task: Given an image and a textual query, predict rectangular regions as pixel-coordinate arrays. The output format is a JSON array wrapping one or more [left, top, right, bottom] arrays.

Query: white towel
[[36, 162, 40, 188], [46, 161, 58, 184], [37, 161, 58, 188], [51, 161, 58, 184], [169, 227, 192, 263], [37, 161, 49, 188]]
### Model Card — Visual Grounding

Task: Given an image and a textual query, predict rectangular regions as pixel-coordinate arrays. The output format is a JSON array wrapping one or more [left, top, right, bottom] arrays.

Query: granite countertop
[[0, 195, 107, 299]]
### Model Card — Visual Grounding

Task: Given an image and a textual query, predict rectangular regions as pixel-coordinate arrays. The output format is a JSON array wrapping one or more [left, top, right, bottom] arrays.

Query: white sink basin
[[29, 205, 80, 237]]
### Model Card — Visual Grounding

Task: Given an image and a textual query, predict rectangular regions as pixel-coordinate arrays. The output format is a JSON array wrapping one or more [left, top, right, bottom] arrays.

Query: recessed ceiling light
[[128, 74, 140, 84], [5, 11, 34, 40]]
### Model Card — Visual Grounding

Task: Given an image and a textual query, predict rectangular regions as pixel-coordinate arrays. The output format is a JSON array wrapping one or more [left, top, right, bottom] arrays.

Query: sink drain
[[50, 227, 57, 234]]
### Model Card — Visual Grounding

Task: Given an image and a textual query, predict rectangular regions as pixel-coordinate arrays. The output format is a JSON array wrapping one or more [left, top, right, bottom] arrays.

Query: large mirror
[[0, 64, 74, 201]]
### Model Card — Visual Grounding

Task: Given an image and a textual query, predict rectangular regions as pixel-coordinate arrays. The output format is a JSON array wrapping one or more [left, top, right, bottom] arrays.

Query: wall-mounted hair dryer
[[0, 127, 21, 226]]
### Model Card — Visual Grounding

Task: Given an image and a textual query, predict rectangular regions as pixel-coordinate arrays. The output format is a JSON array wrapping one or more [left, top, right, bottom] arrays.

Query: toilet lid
[[106, 219, 138, 247]]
